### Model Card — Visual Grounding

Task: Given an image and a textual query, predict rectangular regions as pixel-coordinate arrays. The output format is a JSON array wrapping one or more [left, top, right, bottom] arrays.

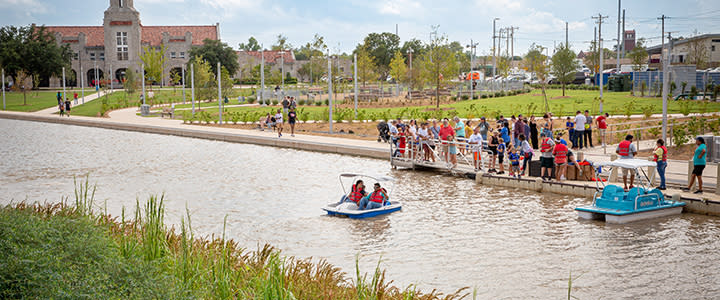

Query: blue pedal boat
[[323, 173, 402, 219], [575, 159, 685, 224]]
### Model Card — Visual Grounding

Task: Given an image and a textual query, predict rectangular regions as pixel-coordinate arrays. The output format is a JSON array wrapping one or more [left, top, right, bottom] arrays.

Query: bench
[[160, 107, 174, 119]]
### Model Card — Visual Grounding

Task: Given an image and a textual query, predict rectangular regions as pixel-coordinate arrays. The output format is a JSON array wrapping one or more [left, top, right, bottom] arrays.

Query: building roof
[[577, 50, 587, 59], [647, 33, 720, 54], [45, 26, 105, 47], [45, 25, 218, 48], [238, 50, 296, 64], [141, 25, 217, 46]]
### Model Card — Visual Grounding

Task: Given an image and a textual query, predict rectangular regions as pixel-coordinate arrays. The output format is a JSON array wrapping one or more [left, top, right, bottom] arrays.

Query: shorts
[[489, 146, 498, 155], [621, 167, 634, 177], [599, 128, 606, 135], [540, 157, 554, 168], [289, 120, 296, 125], [473, 152, 482, 161], [498, 155, 504, 164], [692, 165, 706, 176], [511, 165, 520, 173]]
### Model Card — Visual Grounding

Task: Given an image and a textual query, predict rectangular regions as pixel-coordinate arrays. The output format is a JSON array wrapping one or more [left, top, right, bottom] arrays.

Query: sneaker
[[291, 134, 295, 137], [694, 190, 703, 194], [497, 171, 504, 175], [681, 188, 690, 192], [560, 175, 566, 180], [657, 187, 666, 191]]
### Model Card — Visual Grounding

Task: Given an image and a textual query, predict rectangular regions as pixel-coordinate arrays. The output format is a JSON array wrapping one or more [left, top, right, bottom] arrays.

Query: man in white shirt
[[274, 109, 284, 138], [573, 111, 586, 149], [468, 127, 485, 171]]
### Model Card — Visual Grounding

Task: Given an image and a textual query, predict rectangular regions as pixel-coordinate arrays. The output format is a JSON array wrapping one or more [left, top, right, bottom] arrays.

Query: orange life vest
[[654, 146, 667, 162], [348, 184, 363, 203], [618, 140, 632, 157], [540, 137, 552, 153], [369, 190, 386, 203], [554, 144, 568, 164]]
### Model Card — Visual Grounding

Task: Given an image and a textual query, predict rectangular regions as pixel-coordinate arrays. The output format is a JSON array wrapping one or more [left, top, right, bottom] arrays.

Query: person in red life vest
[[343, 180, 367, 204], [553, 139, 569, 181], [653, 139, 668, 190], [539, 132, 556, 181], [616, 134, 638, 191], [439, 119, 455, 163], [397, 126, 407, 157], [358, 183, 389, 210]]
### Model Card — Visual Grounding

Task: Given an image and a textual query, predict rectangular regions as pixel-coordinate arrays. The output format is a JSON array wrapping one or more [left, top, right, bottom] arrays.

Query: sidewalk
[[34, 89, 117, 115]]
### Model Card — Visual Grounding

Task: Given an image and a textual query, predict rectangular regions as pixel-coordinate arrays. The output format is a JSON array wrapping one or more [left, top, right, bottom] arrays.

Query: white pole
[[182, 66, 186, 104], [261, 50, 265, 105], [142, 63, 146, 105], [109, 64, 113, 92], [2, 68, 5, 110], [616, 0, 621, 72], [62, 67, 66, 104], [354, 53, 358, 118], [191, 63, 195, 116], [218, 62, 222, 125], [599, 15, 604, 103], [281, 51, 285, 92], [328, 51, 333, 133]]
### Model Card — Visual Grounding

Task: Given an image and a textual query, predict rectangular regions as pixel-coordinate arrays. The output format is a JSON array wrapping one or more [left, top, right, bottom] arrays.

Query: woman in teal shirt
[[684, 137, 707, 194]]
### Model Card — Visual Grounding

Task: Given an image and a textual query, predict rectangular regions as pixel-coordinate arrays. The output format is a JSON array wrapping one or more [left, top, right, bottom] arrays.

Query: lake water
[[1, 118, 719, 298]]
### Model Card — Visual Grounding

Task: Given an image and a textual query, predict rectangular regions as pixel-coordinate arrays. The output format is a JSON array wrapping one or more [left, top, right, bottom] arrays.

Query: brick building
[[45, 0, 218, 87]]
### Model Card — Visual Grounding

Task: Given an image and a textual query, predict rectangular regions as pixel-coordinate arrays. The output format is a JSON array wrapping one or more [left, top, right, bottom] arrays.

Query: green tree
[[551, 44, 579, 96], [187, 57, 216, 101], [355, 44, 377, 87], [418, 29, 458, 108], [123, 68, 138, 95], [389, 51, 407, 85], [628, 38, 648, 71], [271, 34, 291, 51], [400, 39, 426, 63], [356, 32, 400, 78], [687, 38, 709, 69], [188, 39, 239, 76], [297, 57, 324, 83], [524, 44, 550, 112], [0, 24, 72, 104], [295, 34, 327, 61], [139, 45, 166, 92], [238, 36, 261, 51]]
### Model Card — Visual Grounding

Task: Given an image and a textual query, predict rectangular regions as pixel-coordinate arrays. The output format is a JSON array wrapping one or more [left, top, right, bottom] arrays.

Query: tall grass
[[2, 181, 473, 299]]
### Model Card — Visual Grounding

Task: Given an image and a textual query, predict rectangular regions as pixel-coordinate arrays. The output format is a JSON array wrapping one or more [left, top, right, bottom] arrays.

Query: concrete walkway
[[34, 89, 116, 115]]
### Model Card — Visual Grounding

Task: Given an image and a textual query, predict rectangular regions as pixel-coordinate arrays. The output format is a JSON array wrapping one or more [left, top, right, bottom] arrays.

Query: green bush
[[460, 95, 469, 101], [246, 96, 256, 104], [672, 123, 689, 146], [481, 94, 488, 99]]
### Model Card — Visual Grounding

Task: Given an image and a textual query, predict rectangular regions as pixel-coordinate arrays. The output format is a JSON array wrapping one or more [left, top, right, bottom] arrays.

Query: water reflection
[[1, 118, 719, 298]]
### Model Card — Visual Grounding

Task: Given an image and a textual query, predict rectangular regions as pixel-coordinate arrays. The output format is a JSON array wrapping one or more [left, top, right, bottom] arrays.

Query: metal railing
[[389, 136, 510, 172]]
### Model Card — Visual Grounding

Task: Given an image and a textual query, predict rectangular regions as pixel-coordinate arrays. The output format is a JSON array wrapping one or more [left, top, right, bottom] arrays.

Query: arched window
[[119, 0, 123, 7]]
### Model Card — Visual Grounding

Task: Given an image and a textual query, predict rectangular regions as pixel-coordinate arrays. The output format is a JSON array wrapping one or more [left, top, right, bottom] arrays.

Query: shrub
[[689, 86, 698, 99], [271, 100, 279, 106], [678, 100, 692, 116], [297, 100, 306, 106], [481, 94, 488, 99], [641, 104, 655, 119], [314, 101, 322, 106], [672, 123, 689, 146], [247, 96, 256, 104], [324, 99, 329, 106], [460, 95, 469, 101]]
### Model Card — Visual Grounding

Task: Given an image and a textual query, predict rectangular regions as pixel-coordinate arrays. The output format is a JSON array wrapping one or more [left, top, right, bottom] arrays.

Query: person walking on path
[[596, 112, 608, 146], [616, 135, 637, 191], [73, 92, 78, 105], [58, 101, 65, 117], [684, 137, 707, 194], [529, 116, 539, 149], [281, 97, 290, 116], [654, 139, 668, 190], [287, 108, 297, 137], [64, 98, 71, 117], [274, 109, 284, 138], [583, 110, 594, 148], [573, 111, 586, 149], [289, 97, 297, 110], [539, 132, 555, 181]]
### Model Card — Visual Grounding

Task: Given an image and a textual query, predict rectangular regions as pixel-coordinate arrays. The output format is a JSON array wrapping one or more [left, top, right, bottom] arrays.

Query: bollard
[[475, 171, 484, 184], [716, 164, 720, 196], [688, 160, 694, 190], [609, 154, 619, 182], [647, 156, 657, 185]]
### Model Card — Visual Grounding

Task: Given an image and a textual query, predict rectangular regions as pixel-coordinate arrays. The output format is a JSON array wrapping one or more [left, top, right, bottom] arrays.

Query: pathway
[[34, 89, 117, 115]]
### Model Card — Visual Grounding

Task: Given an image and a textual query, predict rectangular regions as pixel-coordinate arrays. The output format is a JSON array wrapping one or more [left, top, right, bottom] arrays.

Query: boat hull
[[576, 205, 684, 224], [323, 202, 402, 219]]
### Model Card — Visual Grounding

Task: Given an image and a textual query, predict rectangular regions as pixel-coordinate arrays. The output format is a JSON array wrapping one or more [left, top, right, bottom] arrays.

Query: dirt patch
[[532, 94, 544, 97], [636, 144, 698, 161], [199, 121, 382, 141]]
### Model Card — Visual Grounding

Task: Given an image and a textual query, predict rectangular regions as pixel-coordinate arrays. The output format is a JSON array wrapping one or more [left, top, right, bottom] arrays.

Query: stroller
[[376, 121, 391, 143]]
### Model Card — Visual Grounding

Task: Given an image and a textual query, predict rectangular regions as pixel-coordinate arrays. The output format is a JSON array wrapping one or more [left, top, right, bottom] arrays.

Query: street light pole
[[181, 66, 186, 104], [280, 50, 285, 92], [62, 67, 66, 104], [191, 63, 195, 116], [408, 48, 413, 101], [218, 62, 222, 125], [261, 49, 265, 105], [492, 18, 499, 80], [467, 40, 477, 100], [2, 68, 5, 110], [142, 63, 146, 105]]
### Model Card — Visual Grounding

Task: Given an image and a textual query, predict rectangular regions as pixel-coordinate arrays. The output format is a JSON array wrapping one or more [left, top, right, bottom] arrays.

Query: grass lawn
[[71, 91, 136, 117], [179, 89, 720, 122], [1, 90, 96, 112]]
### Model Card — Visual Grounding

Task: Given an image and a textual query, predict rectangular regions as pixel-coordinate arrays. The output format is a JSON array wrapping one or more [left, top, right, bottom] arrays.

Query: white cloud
[[200, 0, 258, 10], [378, 0, 422, 15], [0, 0, 47, 14], [475, 0, 523, 11]]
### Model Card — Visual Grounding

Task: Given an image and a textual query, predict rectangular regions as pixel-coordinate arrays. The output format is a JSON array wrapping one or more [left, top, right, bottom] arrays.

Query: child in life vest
[[509, 148, 521, 178]]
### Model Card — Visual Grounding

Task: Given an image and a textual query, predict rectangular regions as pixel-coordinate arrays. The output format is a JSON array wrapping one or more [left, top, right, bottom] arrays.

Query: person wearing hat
[[684, 137, 707, 194], [616, 134, 637, 191]]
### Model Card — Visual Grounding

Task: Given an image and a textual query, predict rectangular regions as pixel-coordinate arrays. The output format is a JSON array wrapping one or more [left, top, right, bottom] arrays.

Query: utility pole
[[616, 0, 621, 72], [492, 18, 499, 79], [327, 50, 333, 133], [594, 26, 597, 71], [662, 32, 673, 142], [511, 27, 517, 60], [191, 63, 195, 117], [593, 14, 608, 112], [565, 22, 569, 48], [353, 53, 358, 118], [505, 28, 510, 57], [658, 15, 669, 69]]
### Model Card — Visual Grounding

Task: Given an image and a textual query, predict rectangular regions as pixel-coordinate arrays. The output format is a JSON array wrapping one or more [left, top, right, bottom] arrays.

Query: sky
[[1, 0, 719, 56]]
